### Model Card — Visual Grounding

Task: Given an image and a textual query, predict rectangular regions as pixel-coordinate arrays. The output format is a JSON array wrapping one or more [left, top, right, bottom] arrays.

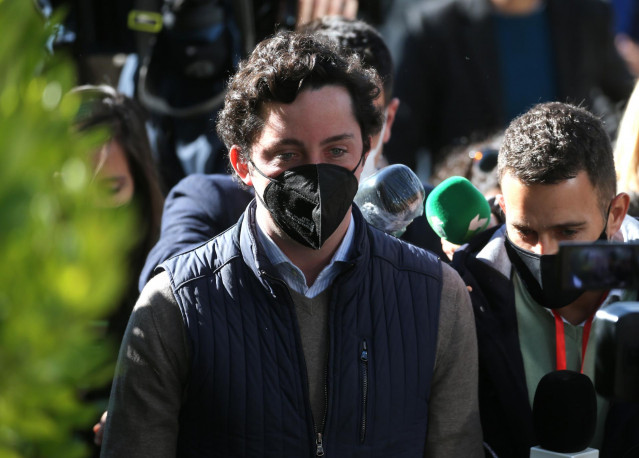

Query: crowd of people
[[55, 0, 639, 457]]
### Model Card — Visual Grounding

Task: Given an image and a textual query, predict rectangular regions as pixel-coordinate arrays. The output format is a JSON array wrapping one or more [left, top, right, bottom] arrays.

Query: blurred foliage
[[0, 1, 134, 456]]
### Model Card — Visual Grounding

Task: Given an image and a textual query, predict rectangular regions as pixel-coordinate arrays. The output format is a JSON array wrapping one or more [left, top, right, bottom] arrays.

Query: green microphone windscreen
[[425, 176, 491, 244]]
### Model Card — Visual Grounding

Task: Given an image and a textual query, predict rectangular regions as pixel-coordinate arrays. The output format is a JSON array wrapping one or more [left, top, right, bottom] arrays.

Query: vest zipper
[[359, 339, 369, 443], [260, 271, 331, 456], [262, 274, 330, 456], [299, 282, 330, 457], [315, 432, 325, 456], [315, 351, 329, 456]]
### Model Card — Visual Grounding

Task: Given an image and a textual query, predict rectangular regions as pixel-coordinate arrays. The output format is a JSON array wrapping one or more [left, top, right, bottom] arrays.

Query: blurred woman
[[615, 81, 639, 216], [71, 85, 164, 454], [73, 85, 163, 257]]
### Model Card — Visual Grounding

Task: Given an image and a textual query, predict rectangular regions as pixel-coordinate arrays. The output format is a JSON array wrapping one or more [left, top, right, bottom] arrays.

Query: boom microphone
[[425, 176, 491, 244], [531, 370, 598, 457], [354, 164, 425, 237]]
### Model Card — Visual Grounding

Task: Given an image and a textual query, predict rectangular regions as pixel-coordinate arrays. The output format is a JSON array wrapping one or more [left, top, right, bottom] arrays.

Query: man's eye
[[329, 147, 347, 157], [517, 229, 536, 243], [559, 228, 578, 238], [277, 152, 296, 161], [518, 228, 532, 237]]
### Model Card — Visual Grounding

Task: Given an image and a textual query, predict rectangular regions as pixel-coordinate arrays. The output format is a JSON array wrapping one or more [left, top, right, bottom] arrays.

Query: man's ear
[[383, 97, 400, 144], [607, 192, 630, 236], [229, 145, 253, 186], [497, 193, 507, 216]]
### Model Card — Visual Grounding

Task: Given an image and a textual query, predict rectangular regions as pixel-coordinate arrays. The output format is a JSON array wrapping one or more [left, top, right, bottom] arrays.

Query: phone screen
[[557, 242, 639, 291]]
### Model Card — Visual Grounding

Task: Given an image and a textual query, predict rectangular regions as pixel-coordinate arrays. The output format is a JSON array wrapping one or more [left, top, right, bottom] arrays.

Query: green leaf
[[0, 1, 135, 456]]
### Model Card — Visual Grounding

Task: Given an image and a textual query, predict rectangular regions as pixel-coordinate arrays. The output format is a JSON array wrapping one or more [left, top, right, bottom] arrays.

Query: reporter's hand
[[616, 34, 639, 77], [441, 238, 460, 262], [93, 410, 108, 446], [296, 0, 358, 29]]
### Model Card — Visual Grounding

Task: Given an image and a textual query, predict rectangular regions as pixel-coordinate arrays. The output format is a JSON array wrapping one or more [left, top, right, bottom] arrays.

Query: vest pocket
[[359, 339, 369, 443]]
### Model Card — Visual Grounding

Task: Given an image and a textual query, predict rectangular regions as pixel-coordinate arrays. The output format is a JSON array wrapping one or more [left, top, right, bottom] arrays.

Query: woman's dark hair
[[72, 85, 164, 256], [216, 31, 383, 162]]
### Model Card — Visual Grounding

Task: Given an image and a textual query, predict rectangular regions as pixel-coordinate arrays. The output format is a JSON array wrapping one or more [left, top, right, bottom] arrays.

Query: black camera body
[[555, 242, 639, 402], [592, 302, 639, 402]]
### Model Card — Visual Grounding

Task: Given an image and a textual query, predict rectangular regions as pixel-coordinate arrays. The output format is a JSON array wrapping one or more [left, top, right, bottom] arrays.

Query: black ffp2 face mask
[[250, 157, 362, 249], [504, 227, 609, 309]]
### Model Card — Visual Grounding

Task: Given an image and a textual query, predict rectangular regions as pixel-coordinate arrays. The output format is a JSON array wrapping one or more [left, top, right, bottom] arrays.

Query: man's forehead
[[259, 84, 356, 115], [501, 171, 602, 224], [251, 85, 363, 147], [501, 170, 598, 195]]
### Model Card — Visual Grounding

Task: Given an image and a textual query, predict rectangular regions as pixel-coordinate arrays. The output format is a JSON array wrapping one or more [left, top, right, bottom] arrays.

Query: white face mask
[[361, 108, 388, 180]]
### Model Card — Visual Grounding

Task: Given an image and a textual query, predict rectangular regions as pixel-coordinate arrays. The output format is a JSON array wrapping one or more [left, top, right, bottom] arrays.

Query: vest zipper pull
[[360, 340, 368, 362], [316, 432, 325, 456]]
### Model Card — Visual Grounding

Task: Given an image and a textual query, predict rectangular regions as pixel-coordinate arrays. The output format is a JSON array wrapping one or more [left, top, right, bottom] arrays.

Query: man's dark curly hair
[[216, 31, 383, 162], [498, 102, 616, 213]]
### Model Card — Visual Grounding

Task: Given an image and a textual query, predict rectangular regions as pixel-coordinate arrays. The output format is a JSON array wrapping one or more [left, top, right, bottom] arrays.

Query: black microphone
[[354, 164, 425, 237], [531, 370, 598, 457]]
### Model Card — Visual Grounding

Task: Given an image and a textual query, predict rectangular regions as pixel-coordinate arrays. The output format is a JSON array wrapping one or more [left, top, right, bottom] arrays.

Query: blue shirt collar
[[255, 214, 355, 298]]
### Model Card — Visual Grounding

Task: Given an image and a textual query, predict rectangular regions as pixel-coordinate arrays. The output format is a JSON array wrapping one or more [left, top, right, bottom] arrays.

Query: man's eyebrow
[[320, 133, 355, 145], [266, 138, 304, 149], [550, 221, 588, 229], [512, 221, 587, 231], [262, 134, 356, 150], [511, 222, 530, 231]]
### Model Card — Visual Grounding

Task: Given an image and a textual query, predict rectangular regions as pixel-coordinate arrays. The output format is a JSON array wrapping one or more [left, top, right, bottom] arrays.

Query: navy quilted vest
[[161, 204, 442, 457]]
